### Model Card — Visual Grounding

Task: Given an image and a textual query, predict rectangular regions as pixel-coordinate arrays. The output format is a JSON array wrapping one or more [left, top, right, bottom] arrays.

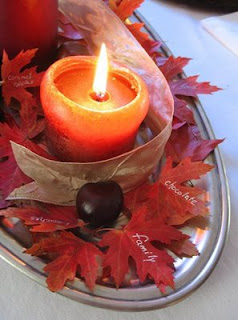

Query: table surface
[[1, 1, 237, 319]]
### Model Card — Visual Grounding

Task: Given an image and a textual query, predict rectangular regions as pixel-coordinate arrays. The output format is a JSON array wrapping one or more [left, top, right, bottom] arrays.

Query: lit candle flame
[[93, 43, 108, 98]]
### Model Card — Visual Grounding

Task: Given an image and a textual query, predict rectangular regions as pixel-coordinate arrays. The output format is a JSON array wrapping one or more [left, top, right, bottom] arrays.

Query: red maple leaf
[[0, 110, 53, 199], [159, 56, 191, 81], [169, 75, 221, 127], [0, 110, 52, 160], [19, 101, 45, 140], [1, 49, 44, 107], [158, 56, 221, 97], [111, 0, 144, 21], [158, 56, 196, 125], [166, 239, 199, 258], [166, 124, 224, 163], [0, 205, 83, 232], [158, 56, 221, 126], [124, 157, 213, 225], [159, 157, 213, 185], [26, 231, 103, 291], [172, 117, 187, 130], [0, 154, 32, 199], [99, 206, 191, 292], [0, 199, 10, 209], [0, 121, 52, 198], [124, 179, 151, 212], [154, 157, 213, 225], [0, 122, 20, 158], [169, 75, 221, 97], [173, 98, 196, 125]]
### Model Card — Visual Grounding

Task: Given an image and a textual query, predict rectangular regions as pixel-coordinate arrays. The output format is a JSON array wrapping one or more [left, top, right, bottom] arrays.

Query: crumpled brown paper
[[8, 0, 174, 206]]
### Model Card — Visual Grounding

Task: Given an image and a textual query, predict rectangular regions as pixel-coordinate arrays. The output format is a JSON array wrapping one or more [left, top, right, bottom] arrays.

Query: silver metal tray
[[0, 13, 230, 311]]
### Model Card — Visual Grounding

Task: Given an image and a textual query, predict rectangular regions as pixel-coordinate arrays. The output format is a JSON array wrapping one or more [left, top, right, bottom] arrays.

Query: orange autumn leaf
[[0, 206, 83, 232], [111, 0, 144, 21], [26, 231, 103, 291], [124, 157, 214, 225], [127, 22, 161, 53]]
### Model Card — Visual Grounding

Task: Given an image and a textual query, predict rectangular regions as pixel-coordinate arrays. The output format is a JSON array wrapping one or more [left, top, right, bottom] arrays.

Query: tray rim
[[0, 12, 231, 311]]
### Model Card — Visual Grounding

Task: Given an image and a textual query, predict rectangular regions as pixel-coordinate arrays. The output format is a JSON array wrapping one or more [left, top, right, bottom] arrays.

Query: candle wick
[[90, 91, 109, 102], [97, 92, 105, 99]]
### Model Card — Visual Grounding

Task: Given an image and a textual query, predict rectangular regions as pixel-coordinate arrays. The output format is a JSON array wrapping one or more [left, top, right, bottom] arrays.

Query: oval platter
[[0, 12, 230, 311]]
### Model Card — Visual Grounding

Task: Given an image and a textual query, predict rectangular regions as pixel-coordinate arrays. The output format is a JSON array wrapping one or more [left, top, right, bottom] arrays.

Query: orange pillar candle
[[40, 45, 149, 162]]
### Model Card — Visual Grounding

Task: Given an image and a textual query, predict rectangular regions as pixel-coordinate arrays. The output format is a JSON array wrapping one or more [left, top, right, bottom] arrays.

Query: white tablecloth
[[1, 1, 238, 319]]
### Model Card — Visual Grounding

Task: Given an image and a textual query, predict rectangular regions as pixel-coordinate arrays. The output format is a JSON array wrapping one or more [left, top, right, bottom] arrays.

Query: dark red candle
[[0, 0, 58, 68]]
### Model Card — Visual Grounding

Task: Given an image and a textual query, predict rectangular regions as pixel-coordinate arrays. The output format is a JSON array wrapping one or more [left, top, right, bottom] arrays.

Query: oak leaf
[[26, 231, 103, 291]]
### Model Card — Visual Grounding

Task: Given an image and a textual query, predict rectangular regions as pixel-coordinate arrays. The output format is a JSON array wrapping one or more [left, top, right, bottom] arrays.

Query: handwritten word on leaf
[[0, 205, 83, 232], [99, 207, 190, 292], [125, 157, 213, 225], [1, 49, 44, 106]]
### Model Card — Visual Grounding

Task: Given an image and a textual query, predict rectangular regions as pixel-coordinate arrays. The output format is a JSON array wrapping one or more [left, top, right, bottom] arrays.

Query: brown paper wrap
[[8, 0, 174, 206]]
